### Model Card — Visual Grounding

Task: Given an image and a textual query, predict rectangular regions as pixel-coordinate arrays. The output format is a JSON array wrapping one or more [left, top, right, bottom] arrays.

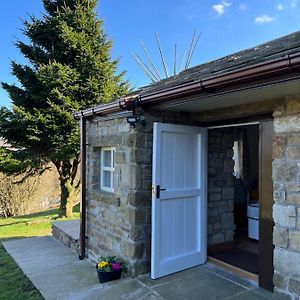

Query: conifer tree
[[0, 0, 129, 217]]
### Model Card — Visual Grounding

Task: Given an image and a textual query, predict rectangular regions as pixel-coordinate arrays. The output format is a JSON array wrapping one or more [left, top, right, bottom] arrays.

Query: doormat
[[210, 248, 258, 274]]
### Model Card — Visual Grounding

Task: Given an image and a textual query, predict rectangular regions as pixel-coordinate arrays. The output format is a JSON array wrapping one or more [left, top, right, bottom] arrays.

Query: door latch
[[156, 185, 166, 199]]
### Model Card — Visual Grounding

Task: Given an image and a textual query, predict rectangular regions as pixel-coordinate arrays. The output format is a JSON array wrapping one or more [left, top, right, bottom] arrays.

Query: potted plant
[[95, 256, 123, 283]]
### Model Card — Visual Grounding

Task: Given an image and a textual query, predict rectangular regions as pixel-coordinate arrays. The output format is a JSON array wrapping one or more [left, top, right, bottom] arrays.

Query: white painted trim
[[100, 147, 116, 193], [207, 121, 259, 130]]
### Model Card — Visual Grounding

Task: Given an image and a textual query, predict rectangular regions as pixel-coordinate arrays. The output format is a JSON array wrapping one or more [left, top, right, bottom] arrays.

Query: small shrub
[[0, 173, 39, 217]]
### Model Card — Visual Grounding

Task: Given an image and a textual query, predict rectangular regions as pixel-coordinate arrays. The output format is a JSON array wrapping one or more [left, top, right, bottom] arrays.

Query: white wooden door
[[151, 122, 207, 279]]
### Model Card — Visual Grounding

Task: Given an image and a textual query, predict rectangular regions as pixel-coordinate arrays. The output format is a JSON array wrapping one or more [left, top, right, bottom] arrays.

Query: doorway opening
[[207, 123, 260, 281]]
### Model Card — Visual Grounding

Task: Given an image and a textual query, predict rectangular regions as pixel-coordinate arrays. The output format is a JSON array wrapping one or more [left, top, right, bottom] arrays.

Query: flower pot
[[96, 268, 122, 283]]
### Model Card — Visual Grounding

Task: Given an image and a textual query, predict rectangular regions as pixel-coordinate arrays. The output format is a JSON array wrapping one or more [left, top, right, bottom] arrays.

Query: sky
[[0, 0, 300, 107]]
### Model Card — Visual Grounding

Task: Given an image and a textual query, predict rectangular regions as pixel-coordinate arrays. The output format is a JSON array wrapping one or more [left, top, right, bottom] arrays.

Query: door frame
[[150, 118, 274, 289], [206, 118, 274, 291], [259, 119, 274, 291]]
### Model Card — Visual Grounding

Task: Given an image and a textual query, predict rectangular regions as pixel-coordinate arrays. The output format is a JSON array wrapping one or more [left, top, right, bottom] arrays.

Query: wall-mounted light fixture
[[127, 116, 146, 128], [127, 116, 140, 128]]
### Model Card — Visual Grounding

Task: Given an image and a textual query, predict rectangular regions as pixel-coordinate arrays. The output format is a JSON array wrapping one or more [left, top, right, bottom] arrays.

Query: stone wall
[[272, 96, 300, 300], [207, 129, 235, 246], [85, 116, 152, 276]]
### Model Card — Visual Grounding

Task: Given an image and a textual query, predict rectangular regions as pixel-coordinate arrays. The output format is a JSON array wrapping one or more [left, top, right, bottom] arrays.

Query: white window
[[101, 147, 115, 193]]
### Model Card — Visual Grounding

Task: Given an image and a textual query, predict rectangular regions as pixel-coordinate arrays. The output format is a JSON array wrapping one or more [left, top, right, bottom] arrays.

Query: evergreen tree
[[0, 0, 129, 217]]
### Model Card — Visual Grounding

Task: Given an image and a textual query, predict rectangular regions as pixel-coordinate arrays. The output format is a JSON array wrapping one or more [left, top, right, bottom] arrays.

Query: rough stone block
[[142, 179, 152, 191], [274, 115, 300, 133], [287, 194, 300, 205], [273, 271, 287, 289], [125, 133, 137, 147], [273, 182, 286, 202], [118, 122, 130, 133], [129, 225, 150, 241], [273, 288, 294, 300], [130, 259, 151, 276], [208, 233, 224, 245], [289, 277, 300, 296], [134, 148, 152, 164], [273, 204, 296, 228], [273, 226, 288, 248], [273, 135, 287, 159], [287, 184, 300, 193], [208, 188, 222, 193], [222, 187, 234, 200], [121, 164, 142, 190], [289, 231, 300, 251], [286, 97, 300, 114], [209, 208, 218, 217], [213, 223, 221, 230], [120, 239, 144, 258], [288, 146, 300, 160], [288, 134, 300, 146], [128, 191, 151, 208], [114, 150, 125, 163], [274, 247, 300, 277], [209, 193, 222, 202], [225, 230, 234, 241], [273, 159, 298, 182], [221, 213, 234, 230], [126, 207, 147, 225]]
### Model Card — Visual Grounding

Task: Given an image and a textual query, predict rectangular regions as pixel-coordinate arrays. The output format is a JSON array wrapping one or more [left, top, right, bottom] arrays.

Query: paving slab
[[17, 253, 78, 275], [29, 260, 99, 299], [3, 236, 98, 300], [3, 235, 55, 250], [225, 289, 273, 300], [151, 269, 246, 300], [3, 236, 274, 300], [59, 278, 161, 300]]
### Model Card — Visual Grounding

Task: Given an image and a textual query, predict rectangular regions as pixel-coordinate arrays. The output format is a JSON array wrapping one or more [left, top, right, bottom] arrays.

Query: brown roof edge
[[74, 52, 300, 119], [74, 95, 140, 119]]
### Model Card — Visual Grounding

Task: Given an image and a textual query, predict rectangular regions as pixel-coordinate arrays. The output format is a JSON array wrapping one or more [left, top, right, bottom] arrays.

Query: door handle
[[156, 185, 166, 199]]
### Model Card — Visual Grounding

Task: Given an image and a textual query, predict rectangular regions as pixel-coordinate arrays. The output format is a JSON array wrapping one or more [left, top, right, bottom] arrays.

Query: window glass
[[101, 147, 115, 193], [103, 170, 111, 188], [103, 150, 112, 167]]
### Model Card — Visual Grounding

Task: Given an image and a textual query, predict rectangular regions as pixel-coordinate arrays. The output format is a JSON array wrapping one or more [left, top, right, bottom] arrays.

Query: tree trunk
[[59, 177, 77, 218], [53, 159, 80, 218]]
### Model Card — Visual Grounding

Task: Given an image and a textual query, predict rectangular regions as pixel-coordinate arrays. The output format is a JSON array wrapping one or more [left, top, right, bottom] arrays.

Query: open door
[[151, 122, 207, 279]]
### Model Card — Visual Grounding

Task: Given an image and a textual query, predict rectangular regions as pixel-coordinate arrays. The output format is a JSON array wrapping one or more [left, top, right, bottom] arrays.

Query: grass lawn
[[0, 205, 80, 299], [0, 205, 80, 240]]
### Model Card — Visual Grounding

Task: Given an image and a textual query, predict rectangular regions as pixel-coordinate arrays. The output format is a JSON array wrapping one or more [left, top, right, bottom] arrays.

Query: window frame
[[100, 147, 116, 193]]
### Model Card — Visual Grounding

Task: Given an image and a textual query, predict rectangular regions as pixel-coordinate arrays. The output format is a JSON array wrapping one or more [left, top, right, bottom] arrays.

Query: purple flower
[[111, 262, 121, 270]]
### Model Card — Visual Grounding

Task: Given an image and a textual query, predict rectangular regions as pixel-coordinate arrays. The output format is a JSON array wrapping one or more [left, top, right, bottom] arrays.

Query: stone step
[[52, 220, 80, 255]]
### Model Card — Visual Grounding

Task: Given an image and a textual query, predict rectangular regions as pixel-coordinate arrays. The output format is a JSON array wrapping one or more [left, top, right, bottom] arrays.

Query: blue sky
[[0, 0, 300, 107]]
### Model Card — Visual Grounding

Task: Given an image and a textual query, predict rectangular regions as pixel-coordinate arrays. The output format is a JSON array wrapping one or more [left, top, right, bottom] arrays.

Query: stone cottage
[[75, 31, 300, 298]]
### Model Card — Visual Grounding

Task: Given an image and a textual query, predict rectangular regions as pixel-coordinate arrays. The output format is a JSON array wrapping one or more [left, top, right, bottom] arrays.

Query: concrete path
[[3, 236, 274, 300]]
